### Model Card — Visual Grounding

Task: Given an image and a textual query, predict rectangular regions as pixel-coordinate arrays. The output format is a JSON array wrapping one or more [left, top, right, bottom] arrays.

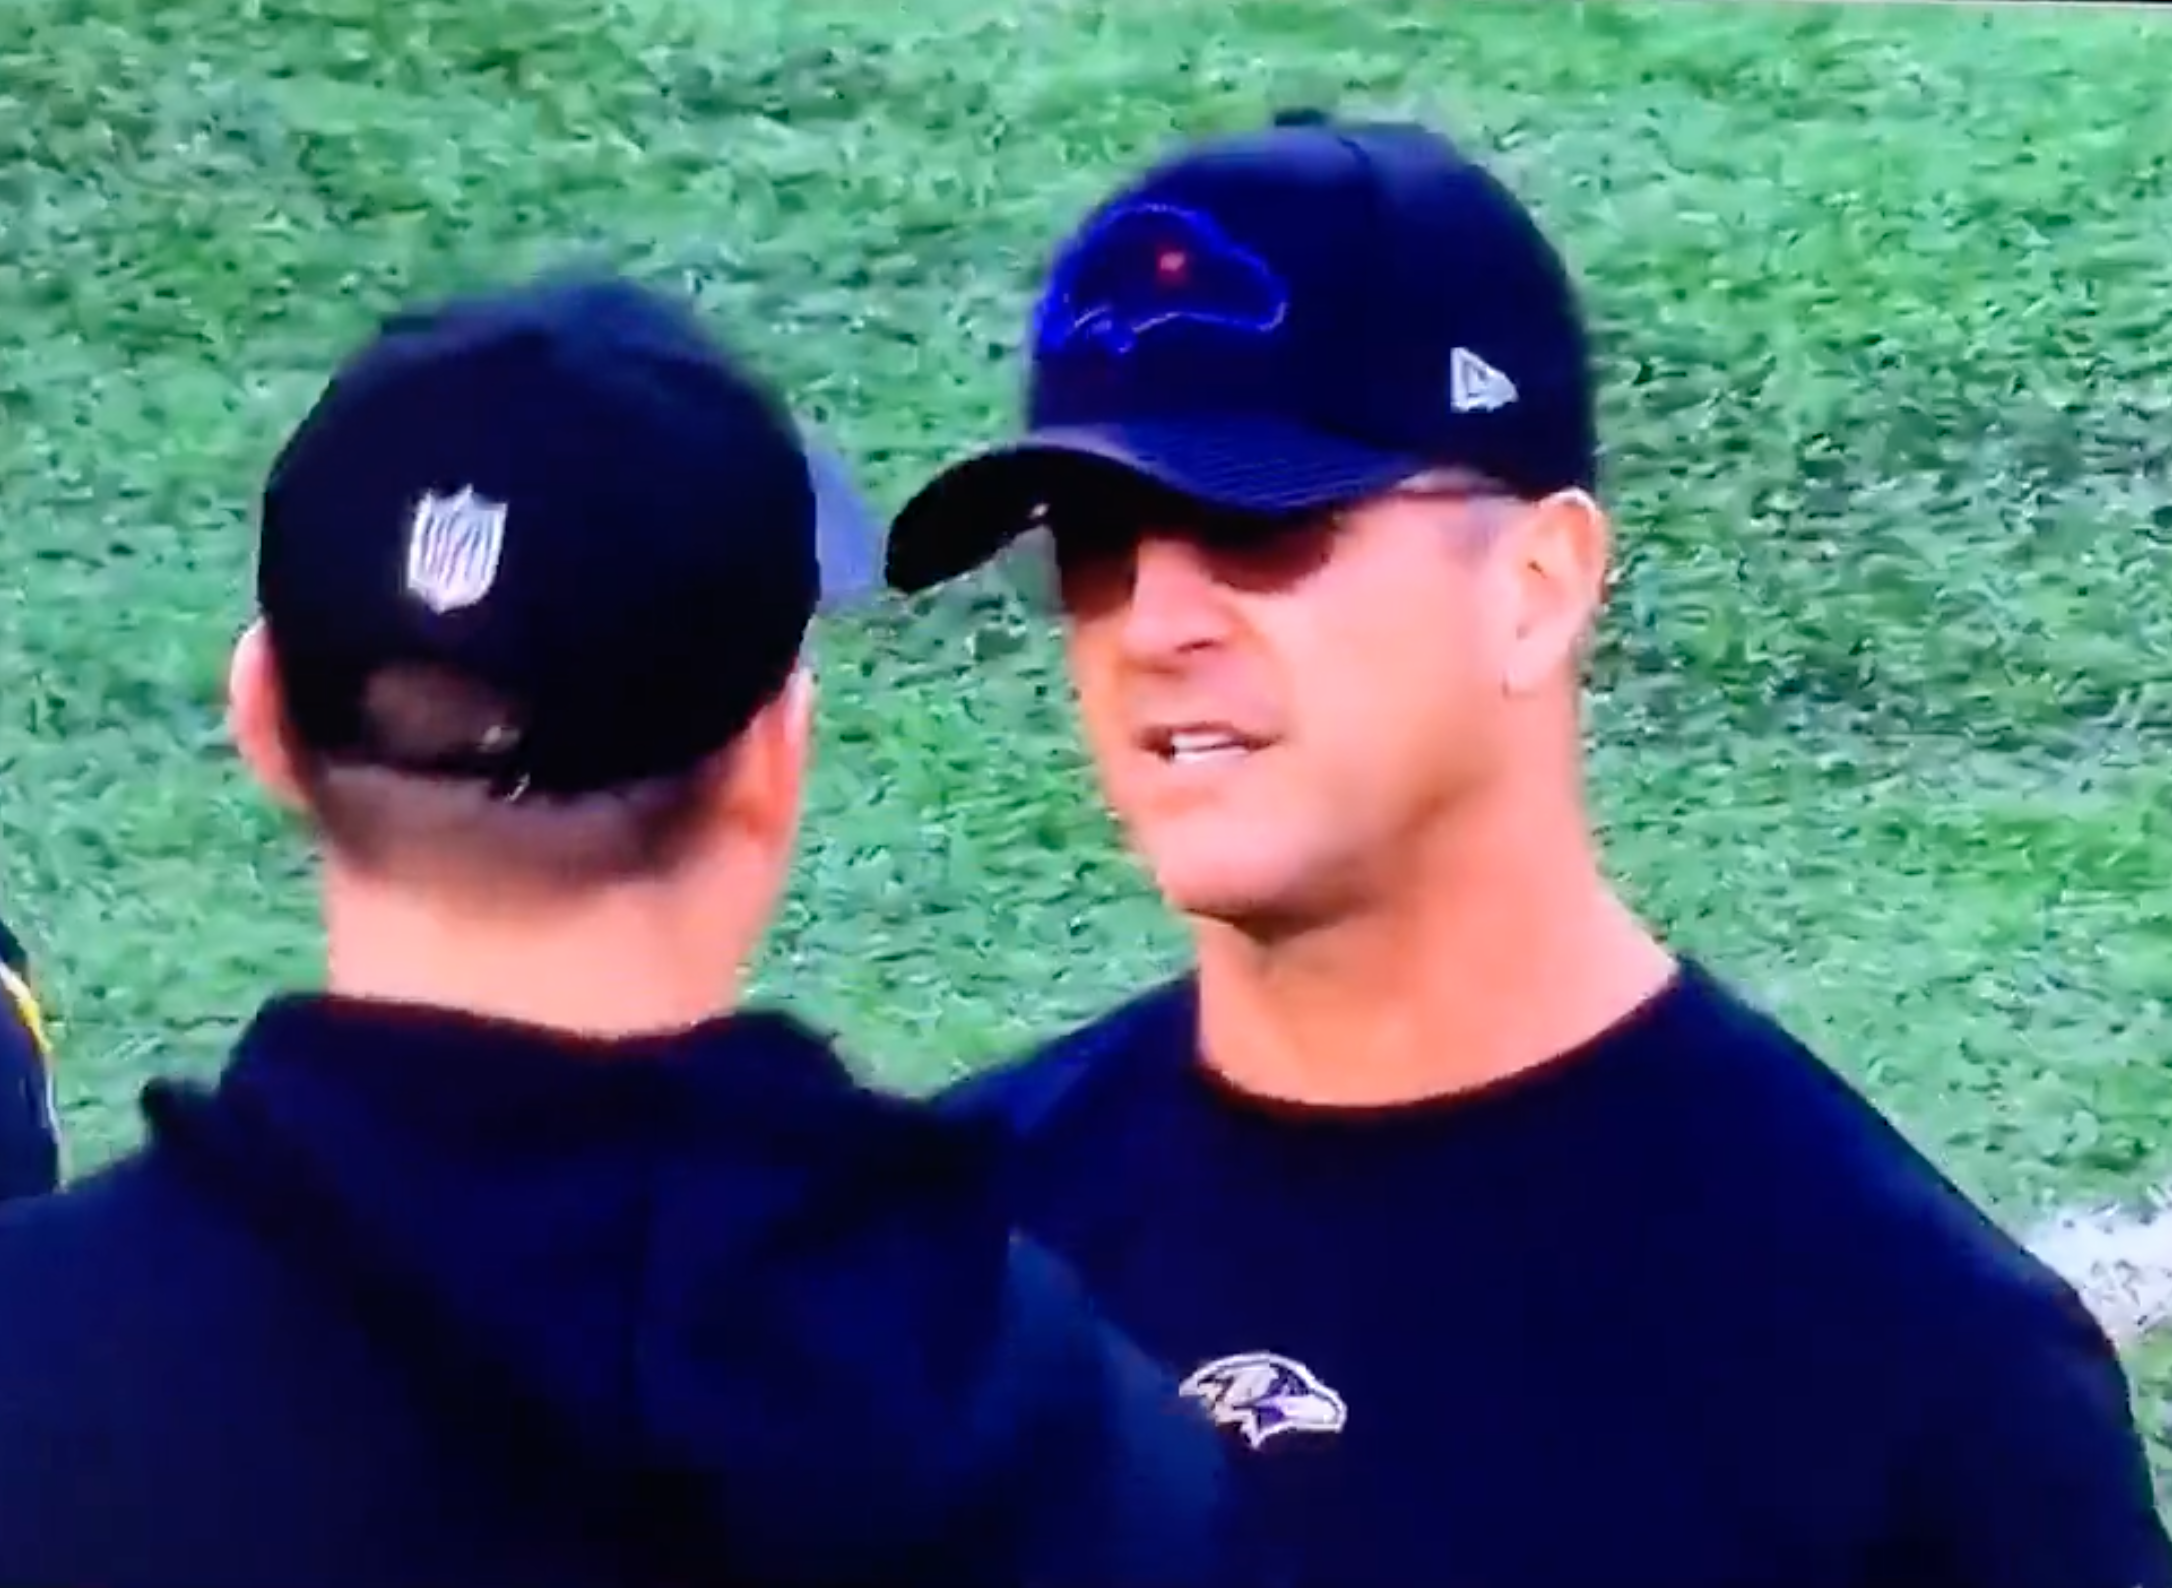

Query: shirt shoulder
[[0, 1153, 239, 1489], [0, 1152, 232, 1355], [937, 974, 1198, 1144], [1661, 965, 2099, 1323]]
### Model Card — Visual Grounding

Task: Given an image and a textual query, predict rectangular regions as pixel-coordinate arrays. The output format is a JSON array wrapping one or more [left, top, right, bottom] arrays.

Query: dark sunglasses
[[998, 470, 1528, 611]]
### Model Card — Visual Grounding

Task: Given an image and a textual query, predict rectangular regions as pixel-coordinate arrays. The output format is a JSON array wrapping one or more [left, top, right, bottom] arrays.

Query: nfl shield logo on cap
[[404, 487, 508, 614]]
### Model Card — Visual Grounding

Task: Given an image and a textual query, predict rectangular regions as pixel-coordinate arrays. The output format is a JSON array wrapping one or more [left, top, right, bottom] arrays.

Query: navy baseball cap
[[257, 271, 881, 798], [885, 112, 1597, 593]]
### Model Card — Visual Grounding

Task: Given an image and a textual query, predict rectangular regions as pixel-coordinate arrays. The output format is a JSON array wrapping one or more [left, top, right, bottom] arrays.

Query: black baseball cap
[[257, 271, 880, 798], [884, 112, 1597, 593]]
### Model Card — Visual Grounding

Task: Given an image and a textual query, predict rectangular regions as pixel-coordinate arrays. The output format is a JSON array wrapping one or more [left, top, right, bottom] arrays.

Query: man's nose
[[1119, 535, 1233, 660]]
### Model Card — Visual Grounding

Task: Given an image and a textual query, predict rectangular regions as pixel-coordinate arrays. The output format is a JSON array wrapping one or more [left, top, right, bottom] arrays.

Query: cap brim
[[804, 438, 887, 613], [884, 418, 1423, 593]]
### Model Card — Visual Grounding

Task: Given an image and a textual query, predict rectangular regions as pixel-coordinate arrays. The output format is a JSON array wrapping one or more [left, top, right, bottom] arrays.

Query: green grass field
[[5, 0, 2171, 1497]]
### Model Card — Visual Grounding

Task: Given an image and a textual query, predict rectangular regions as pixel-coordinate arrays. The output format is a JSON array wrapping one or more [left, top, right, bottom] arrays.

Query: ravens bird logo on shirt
[[1179, 1350, 1347, 1450]]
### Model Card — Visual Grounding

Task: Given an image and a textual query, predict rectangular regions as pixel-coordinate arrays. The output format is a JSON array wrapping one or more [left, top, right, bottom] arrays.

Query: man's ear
[[1500, 488, 1611, 696], [227, 619, 309, 810], [710, 663, 815, 850]]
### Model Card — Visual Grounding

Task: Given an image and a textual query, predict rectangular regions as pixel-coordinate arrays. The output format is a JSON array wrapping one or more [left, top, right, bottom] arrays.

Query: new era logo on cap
[[1449, 347, 1518, 414], [884, 112, 1597, 594]]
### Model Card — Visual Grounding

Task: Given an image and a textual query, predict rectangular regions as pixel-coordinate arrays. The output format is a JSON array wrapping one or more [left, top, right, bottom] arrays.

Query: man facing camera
[[888, 111, 2172, 1588]]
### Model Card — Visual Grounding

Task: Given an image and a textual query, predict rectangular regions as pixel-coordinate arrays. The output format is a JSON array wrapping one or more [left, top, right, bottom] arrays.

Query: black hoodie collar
[[197, 994, 906, 1159]]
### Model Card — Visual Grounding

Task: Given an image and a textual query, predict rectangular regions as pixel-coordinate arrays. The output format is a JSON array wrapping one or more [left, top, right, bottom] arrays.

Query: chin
[[1118, 788, 1359, 926], [1137, 844, 1310, 932]]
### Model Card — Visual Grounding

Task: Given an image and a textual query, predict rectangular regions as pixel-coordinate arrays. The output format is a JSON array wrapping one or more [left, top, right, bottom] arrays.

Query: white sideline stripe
[[2027, 1189, 2172, 1346]]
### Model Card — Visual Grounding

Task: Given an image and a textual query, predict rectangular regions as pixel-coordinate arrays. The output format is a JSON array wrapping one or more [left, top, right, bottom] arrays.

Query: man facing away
[[884, 110, 2172, 1587], [0, 272, 1277, 1588]]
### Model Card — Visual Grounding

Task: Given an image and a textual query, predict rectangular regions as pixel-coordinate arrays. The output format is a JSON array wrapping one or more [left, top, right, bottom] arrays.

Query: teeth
[[1164, 730, 1248, 762]]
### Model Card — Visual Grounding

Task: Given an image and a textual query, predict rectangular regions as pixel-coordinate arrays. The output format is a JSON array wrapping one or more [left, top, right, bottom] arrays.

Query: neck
[[1191, 777, 1676, 1108], [318, 869, 765, 1042]]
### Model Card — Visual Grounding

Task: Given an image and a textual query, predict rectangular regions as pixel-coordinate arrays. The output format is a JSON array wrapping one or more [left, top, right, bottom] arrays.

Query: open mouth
[[1142, 725, 1271, 766]]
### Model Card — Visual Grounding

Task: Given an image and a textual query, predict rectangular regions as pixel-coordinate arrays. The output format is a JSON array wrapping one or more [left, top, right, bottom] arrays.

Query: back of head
[[229, 273, 880, 1008]]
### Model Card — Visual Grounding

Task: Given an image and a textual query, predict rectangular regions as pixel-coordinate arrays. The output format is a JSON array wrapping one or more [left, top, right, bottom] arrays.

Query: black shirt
[[943, 960, 2172, 1588]]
